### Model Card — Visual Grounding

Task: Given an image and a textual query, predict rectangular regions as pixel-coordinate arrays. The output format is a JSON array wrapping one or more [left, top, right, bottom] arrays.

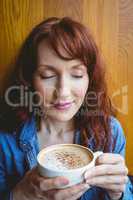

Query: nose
[[56, 75, 71, 99]]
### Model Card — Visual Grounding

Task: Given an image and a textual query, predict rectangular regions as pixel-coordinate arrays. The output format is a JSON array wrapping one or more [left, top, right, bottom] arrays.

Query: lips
[[54, 101, 73, 110]]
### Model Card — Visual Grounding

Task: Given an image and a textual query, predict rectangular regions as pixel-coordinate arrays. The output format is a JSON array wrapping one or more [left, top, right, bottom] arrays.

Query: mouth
[[53, 101, 74, 110]]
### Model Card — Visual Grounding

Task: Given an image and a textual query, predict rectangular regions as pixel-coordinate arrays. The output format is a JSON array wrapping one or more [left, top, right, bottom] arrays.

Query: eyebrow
[[38, 63, 85, 70]]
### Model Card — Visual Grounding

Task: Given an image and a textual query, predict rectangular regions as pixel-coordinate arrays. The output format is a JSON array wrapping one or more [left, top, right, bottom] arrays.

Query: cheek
[[74, 88, 87, 98], [40, 88, 55, 101], [33, 83, 52, 102], [74, 79, 89, 98]]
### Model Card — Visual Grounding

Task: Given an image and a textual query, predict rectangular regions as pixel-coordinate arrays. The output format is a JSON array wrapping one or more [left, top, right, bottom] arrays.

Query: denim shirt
[[0, 116, 132, 200]]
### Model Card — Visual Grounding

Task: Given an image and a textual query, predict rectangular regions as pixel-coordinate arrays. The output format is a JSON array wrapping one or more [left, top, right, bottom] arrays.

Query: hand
[[84, 153, 128, 200], [13, 167, 90, 200]]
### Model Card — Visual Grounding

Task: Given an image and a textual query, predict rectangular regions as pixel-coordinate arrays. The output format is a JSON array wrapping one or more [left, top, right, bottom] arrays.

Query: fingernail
[[57, 178, 69, 186], [84, 172, 88, 179], [84, 184, 90, 189], [86, 179, 93, 185], [84, 172, 91, 179], [86, 180, 90, 184], [81, 183, 90, 190]]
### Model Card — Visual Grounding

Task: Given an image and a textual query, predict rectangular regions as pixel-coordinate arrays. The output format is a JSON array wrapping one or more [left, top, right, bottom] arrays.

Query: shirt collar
[[19, 115, 37, 142]]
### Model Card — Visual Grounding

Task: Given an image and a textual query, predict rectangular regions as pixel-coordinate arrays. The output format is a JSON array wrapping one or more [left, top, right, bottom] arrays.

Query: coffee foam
[[40, 145, 92, 171]]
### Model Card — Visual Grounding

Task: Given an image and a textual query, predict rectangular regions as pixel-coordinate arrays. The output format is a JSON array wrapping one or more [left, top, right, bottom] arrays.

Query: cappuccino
[[37, 144, 102, 187], [39, 145, 92, 171]]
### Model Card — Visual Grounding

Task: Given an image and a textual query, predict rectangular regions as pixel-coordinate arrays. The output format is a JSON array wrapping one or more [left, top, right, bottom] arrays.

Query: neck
[[40, 117, 75, 137]]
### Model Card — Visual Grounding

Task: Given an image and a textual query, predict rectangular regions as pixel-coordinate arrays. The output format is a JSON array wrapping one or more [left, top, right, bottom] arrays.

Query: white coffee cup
[[37, 144, 102, 188]]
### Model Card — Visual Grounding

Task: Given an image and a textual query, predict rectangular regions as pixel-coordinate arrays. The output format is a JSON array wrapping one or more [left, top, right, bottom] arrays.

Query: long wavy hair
[[0, 17, 115, 152]]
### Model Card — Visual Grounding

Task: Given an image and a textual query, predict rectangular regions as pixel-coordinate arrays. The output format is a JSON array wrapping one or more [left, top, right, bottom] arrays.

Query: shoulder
[[0, 130, 17, 151], [0, 130, 14, 141], [109, 116, 125, 139], [110, 116, 123, 130], [0, 131, 19, 164], [109, 116, 126, 156], [0, 115, 36, 142]]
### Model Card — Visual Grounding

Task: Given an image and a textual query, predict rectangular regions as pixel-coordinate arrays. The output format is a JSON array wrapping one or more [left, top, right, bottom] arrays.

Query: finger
[[96, 153, 125, 165], [107, 191, 123, 200], [43, 189, 58, 199], [28, 167, 46, 184], [86, 175, 128, 185], [95, 184, 126, 193], [55, 183, 90, 199], [84, 164, 128, 179], [39, 176, 69, 191], [65, 187, 89, 200]]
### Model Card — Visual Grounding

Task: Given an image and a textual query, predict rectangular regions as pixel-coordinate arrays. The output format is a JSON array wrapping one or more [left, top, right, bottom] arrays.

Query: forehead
[[37, 39, 82, 69]]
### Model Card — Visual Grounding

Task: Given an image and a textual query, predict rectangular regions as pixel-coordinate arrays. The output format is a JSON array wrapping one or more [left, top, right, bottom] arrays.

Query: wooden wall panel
[[0, 0, 133, 174], [83, 0, 133, 173], [43, 0, 83, 21], [0, 0, 44, 87], [119, 0, 133, 174]]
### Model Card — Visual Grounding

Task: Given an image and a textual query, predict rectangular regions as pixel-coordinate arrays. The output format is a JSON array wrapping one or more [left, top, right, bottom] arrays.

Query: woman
[[0, 17, 132, 200]]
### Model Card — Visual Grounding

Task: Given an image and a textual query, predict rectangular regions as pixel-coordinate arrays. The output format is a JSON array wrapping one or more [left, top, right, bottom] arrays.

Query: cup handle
[[93, 151, 103, 162]]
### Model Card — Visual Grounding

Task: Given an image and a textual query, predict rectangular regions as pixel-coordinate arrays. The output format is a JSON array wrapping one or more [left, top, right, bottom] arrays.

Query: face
[[33, 40, 89, 122]]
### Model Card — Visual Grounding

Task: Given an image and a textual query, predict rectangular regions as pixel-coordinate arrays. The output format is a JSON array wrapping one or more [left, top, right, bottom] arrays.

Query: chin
[[47, 112, 75, 122], [51, 115, 74, 122]]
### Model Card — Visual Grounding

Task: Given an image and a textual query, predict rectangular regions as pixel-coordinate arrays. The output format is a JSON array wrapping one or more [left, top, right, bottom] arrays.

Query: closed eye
[[72, 75, 83, 78], [40, 75, 56, 79]]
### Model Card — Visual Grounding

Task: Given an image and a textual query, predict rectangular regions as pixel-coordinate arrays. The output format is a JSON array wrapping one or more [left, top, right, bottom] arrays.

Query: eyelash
[[40, 75, 83, 79], [40, 75, 55, 79], [72, 75, 83, 78]]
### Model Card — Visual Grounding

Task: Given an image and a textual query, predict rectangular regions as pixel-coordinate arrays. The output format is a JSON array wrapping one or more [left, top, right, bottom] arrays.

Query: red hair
[[0, 17, 115, 152]]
